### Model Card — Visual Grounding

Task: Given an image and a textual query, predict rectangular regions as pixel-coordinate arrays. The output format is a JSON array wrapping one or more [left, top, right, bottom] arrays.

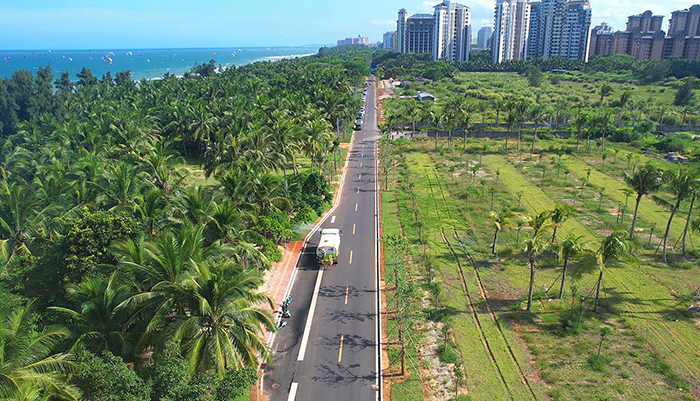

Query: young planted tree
[[550, 204, 573, 243], [490, 210, 515, 258], [592, 231, 637, 311], [557, 235, 588, 299], [661, 167, 699, 262], [525, 230, 549, 312], [529, 104, 549, 153], [624, 164, 664, 239], [682, 185, 699, 256]]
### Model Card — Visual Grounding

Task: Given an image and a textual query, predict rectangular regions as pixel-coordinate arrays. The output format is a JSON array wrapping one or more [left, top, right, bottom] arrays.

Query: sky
[[0, 0, 697, 50]]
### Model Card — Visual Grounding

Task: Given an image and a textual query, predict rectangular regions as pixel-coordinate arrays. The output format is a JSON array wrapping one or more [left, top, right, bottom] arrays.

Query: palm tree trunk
[[526, 259, 535, 311], [463, 129, 468, 151], [517, 126, 522, 152], [531, 125, 538, 153], [629, 194, 643, 239], [491, 228, 499, 256], [551, 226, 558, 243], [662, 199, 681, 263], [682, 194, 696, 256], [558, 258, 569, 299], [593, 269, 603, 311], [505, 127, 510, 152], [576, 129, 581, 151]]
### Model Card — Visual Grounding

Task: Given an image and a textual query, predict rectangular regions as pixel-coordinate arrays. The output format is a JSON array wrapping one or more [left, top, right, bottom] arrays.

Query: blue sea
[[0, 47, 321, 80]]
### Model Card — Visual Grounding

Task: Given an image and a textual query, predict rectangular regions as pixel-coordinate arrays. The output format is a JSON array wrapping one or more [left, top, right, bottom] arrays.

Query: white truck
[[316, 228, 341, 265]]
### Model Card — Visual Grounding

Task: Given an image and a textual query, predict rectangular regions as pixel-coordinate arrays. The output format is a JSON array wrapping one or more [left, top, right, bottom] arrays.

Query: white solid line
[[297, 268, 324, 361], [287, 382, 298, 401], [372, 78, 382, 401], [331, 215, 336, 224]]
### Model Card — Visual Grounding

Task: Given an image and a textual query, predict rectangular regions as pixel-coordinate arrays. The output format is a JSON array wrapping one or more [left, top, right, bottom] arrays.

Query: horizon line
[[0, 44, 333, 52]]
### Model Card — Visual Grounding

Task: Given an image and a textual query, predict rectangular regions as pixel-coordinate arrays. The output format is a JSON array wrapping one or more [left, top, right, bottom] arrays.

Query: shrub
[[437, 343, 459, 364], [586, 354, 612, 372], [74, 351, 150, 401], [558, 308, 586, 335]]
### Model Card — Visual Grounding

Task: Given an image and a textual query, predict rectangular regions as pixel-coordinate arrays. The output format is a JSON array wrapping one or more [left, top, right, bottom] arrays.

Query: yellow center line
[[357, 187, 360, 194], [360, 162, 363, 168], [359, 173, 362, 180], [338, 335, 344, 363], [355, 203, 358, 212], [344, 286, 349, 304], [352, 223, 356, 235], [349, 250, 353, 264]]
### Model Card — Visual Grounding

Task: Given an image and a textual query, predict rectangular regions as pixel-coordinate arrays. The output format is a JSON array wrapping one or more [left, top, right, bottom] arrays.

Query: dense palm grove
[[0, 47, 368, 400]]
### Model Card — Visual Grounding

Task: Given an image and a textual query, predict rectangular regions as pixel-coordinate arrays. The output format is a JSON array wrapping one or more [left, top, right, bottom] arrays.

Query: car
[[354, 121, 363, 130]]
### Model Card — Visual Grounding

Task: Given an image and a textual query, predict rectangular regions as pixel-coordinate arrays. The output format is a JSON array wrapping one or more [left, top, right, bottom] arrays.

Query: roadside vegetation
[[377, 53, 700, 400], [0, 47, 369, 400]]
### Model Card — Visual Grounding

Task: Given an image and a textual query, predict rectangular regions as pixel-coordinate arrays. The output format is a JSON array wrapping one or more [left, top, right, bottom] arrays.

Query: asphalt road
[[263, 76, 381, 401]]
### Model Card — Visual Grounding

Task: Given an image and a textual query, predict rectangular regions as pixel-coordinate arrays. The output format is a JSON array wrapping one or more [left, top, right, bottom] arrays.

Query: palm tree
[[303, 117, 333, 173], [682, 184, 700, 256], [624, 164, 664, 239], [617, 91, 631, 127], [525, 231, 548, 311], [662, 167, 698, 262], [504, 98, 517, 152], [529, 104, 548, 153], [592, 231, 636, 311], [515, 98, 530, 152], [164, 260, 275, 378], [490, 210, 515, 258], [598, 83, 613, 116], [461, 101, 479, 151], [0, 302, 81, 400], [550, 204, 572, 243], [572, 108, 587, 151], [49, 273, 133, 357], [556, 235, 588, 299]]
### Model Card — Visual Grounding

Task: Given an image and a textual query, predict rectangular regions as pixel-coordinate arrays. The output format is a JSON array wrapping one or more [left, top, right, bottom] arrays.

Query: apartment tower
[[493, 0, 532, 62]]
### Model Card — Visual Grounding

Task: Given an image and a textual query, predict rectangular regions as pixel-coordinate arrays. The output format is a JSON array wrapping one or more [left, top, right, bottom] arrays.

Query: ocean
[[0, 47, 320, 80]]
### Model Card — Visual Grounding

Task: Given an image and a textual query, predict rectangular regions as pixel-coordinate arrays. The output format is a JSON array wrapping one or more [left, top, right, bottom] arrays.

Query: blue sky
[[0, 0, 696, 50]]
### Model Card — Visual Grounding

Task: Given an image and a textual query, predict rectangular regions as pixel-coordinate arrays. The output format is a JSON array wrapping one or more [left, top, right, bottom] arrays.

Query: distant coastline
[[0, 47, 320, 80]]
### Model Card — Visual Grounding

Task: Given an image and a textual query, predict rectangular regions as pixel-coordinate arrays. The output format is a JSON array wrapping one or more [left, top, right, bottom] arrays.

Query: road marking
[[355, 203, 358, 212], [331, 215, 336, 224], [338, 335, 345, 363], [359, 173, 362, 180], [360, 162, 363, 168], [349, 250, 353, 264], [288, 382, 298, 401], [357, 187, 360, 194], [345, 286, 349, 304], [297, 268, 324, 361], [353, 223, 356, 235]]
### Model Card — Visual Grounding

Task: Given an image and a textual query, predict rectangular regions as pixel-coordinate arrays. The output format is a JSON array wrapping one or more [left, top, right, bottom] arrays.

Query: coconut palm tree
[[556, 235, 588, 299], [461, 101, 479, 151], [598, 83, 613, 116], [490, 210, 515, 258], [0, 302, 81, 400], [49, 273, 134, 357], [550, 204, 572, 243], [592, 231, 637, 311], [529, 104, 548, 153], [164, 260, 274, 378], [662, 166, 699, 262], [525, 230, 548, 312], [682, 183, 700, 256], [624, 164, 664, 239]]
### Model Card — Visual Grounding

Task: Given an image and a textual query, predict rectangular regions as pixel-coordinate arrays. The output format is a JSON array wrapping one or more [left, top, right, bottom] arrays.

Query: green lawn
[[381, 137, 699, 400]]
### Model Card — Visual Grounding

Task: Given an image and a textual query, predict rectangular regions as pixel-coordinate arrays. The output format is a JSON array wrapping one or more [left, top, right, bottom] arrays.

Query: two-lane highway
[[263, 76, 381, 401]]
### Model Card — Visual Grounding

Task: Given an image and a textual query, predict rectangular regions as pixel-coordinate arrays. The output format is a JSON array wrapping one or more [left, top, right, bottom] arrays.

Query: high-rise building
[[477, 26, 493, 49], [493, 0, 531, 62], [589, 11, 667, 61], [527, 0, 591, 61], [433, 1, 472, 62], [337, 36, 370, 47], [527, 1, 543, 58], [397, 9, 408, 53], [383, 31, 397, 49], [406, 14, 436, 55], [664, 5, 700, 60]]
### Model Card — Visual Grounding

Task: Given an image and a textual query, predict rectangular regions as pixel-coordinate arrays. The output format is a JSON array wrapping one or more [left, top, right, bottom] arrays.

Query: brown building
[[663, 5, 700, 61], [589, 10, 666, 60]]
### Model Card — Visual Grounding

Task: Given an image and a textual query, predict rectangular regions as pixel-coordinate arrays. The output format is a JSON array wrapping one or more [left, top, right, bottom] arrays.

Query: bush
[[256, 210, 293, 243], [437, 343, 460, 364], [74, 351, 150, 401], [288, 172, 331, 215], [586, 353, 612, 372], [558, 308, 586, 335]]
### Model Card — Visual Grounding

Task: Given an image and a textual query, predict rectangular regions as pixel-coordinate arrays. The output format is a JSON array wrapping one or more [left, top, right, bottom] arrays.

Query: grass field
[[380, 136, 700, 400]]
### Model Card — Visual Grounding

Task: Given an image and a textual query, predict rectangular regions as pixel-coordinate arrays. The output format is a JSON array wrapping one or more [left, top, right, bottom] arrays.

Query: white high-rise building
[[531, 0, 591, 61], [433, 1, 472, 62], [493, 0, 531, 62], [383, 31, 397, 49], [397, 9, 408, 53]]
